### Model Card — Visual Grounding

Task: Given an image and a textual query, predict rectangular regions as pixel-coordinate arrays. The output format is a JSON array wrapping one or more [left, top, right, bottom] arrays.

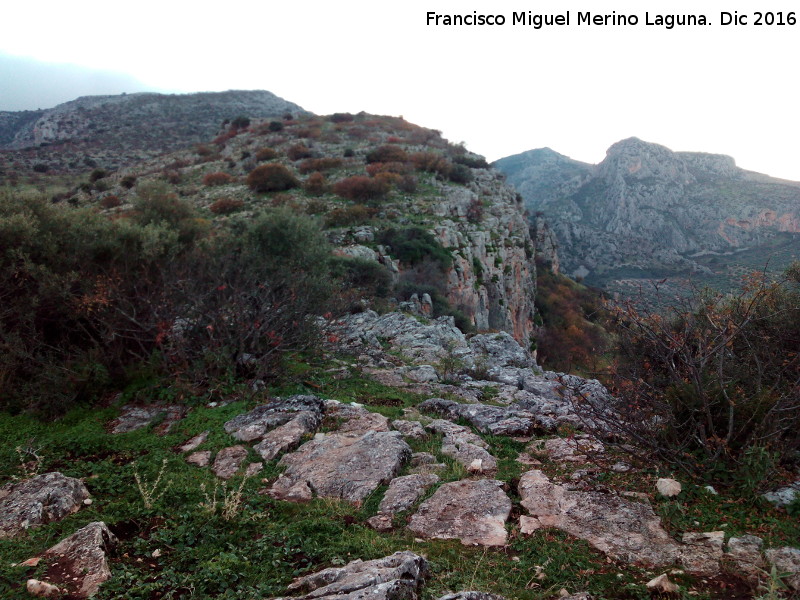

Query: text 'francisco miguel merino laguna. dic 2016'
[[424, 11, 795, 28]]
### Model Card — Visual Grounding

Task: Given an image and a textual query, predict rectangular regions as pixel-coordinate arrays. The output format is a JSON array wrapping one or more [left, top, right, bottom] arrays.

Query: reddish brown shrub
[[365, 145, 409, 164], [305, 172, 329, 196], [209, 197, 245, 214], [324, 205, 378, 227], [366, 161, 413, 177], [410, 152, 452, 177], [397, 175, 418, 194], [298, 157, 343, 174], [99, 195, 122, 209], [247, 164, 299, 193], [256, 147, 279, 161], [196, 144, 213, 157], [333, 175, 390, 203], [203, 172, 235, 186], [287, 143, 314, 160]]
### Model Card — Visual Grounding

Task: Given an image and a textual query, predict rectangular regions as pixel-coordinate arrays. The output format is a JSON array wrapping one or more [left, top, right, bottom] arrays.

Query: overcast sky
[[1, 0, 798, 180]]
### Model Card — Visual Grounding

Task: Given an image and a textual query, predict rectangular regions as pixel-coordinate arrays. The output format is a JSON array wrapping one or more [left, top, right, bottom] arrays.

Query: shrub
[[209, 198, 245, 214], [99, 195, 122, 209], [324, 205, 377, 228], [397, 175, 418, 194], [366, 161, 412, 177], [304, 172, 329, 196], [377, 227, 452, 270], [333, 175, 390, 203], [454, 154, 490, 169], [581, 266, 800, 486], [329, 113, 355, 123], [448, 163, 473, 185], [330, 256, 392, 299], [366, 145, 408, 164], [202, 172, 235, 187], [120, 175, 137, 189], [287, 143, 313, 160], [32, 163, 49, 173], [410, 152, 452, 178], [343, 148, 355, 158], [298, 157, 343, 174], [255, 147, 279, 162], [231, 115, 250, 130], [268, 120, 284, 132], [196, 144, 213, 157], [89, 169, 108, 182], [247, 164, 299, 193]]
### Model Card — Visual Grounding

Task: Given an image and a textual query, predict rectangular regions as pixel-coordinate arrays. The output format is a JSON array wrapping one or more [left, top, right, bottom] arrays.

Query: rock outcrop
[[0, 472, 90, 539]]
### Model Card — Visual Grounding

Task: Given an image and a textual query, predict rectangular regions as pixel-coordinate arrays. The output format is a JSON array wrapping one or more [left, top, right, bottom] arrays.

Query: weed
[[133, 458, 171, 509]]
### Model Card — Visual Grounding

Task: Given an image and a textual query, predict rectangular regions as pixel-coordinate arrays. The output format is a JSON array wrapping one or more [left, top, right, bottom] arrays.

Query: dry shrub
[[209, 198, 244, 214], [366, 145, 409, 164], [333, 175, 390, 203], [298, 157, 343, 174], [287, 143, 314, 160], [203, 172, 235, 187], [410, 152, 452, 177], [196, 144, 213, 157], [255, 147, 279, 161], [324, 204, 377, 227], [304, 172, 329, 196], [247, 164, 299, 193], [366, 161, 412, 176], [99, 195, 122, 209]]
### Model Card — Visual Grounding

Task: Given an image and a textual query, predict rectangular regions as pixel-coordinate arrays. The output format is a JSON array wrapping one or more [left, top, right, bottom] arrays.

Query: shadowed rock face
[[408, 479, 512, 546], [269, 431, 411, 504], [0, 472, 90, 539], [275, 551, 428, 600]]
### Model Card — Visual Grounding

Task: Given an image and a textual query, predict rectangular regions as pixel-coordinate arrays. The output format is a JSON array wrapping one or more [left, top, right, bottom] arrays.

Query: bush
[[377, 227, 452, 270], [209, 198, 245, 214], [287, 143, 313, 160], [366, 145, 409, 164], [448, 163, 473, 185], [333, 176, 390, 203], [268, 120, 284, 132], [89, 169, 108, 182], [410, 152, 452, 178], [99, 195, 122, 209], [202, 172, 235, 187], [330, 256, 392, 299], [247, 164, 299, 193], [454, 154, 490, 169], [583, 266, 800, 486], [255, 147, 279, 162], [304, 172, 329, 196], [329, 113, 355, 123], [324, 205, 377, 228], [120, 175, 137, 189]]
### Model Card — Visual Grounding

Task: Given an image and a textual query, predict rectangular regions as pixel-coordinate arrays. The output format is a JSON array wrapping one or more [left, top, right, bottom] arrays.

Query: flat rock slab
[[368, 474, 440, 531], [392, 420, 427, 440], [519, 469, 680, 567], [177, 431, 209, 453], [224, 395, 324, 442], [109, 404, 186, 435], [325, 401, 390, 435], [528, 436, 605, 463], [765, 547, 800, 591], [186, 450, 211, 467], [270, 431, 411, 505], [0, 472, 89, 539], [408, 479, 511, 546], [419, 398, 536, 437], [438, 594, 506, 600], [274, 551, 428, 600], [32, 521, 117, 598], [213, 445, 249, 479], [254, 412, 321, 461]]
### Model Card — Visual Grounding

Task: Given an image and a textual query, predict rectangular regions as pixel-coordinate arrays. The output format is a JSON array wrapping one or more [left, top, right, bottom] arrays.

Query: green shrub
[[323, 205, 377, 228], [247, 164, 299, 193], [377, 227, 452, 270]]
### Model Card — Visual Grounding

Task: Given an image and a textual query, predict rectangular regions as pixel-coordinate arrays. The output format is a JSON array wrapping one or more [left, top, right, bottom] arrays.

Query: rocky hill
[[495, 138, 800, 297], [0, 90, 306, 176]]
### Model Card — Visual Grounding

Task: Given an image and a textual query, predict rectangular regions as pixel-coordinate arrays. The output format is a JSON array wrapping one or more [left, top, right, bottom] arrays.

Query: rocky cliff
[[495, 138, 800, 286]]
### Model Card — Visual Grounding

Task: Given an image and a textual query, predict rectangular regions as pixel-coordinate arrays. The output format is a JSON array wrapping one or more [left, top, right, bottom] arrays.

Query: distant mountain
[[0, 90, 307, 175], [495, 138, 800, 295]]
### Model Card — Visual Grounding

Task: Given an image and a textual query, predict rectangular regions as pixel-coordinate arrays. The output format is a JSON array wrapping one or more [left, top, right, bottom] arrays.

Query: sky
[[1, 0, 798, 180]]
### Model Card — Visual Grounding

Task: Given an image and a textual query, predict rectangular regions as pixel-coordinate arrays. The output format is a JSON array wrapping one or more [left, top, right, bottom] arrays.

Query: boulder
[[325, 401, 390, 435], [391, 420, 428, 440], [224, 395, 324, 442], [468, 332, 531, 368], [680, 531, 724, 575], [656, 478, 682, 497], [763, 481, 800, 508], [725, 535, 765, 581], [519, 469, 680, 566], [274, 551, 428, 600], [408, 479, 512, 546], [418, 398, 536, 437], [368, 474, 439, 530], [269, 431, 410, 505], [528, 436, 604, 463], [186, 451, 211, 467], [0, 472, 89, 539], [30, 521, 117, 598]]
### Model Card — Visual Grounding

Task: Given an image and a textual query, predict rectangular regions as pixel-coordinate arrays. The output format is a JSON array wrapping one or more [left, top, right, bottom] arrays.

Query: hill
[[495, 138, 800, 304]]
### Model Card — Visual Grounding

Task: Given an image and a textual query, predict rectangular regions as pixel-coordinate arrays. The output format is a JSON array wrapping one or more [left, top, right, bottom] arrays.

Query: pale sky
[[1, 0, 798, 180]]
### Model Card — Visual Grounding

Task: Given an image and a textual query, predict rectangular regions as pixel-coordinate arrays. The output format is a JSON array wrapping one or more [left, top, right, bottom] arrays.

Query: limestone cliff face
[[495, 137, 800, 284], [423, 171, 537, 348]]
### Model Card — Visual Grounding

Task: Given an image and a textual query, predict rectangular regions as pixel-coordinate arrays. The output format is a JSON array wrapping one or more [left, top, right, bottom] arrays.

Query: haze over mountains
[[495, 138, 800, 299]]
